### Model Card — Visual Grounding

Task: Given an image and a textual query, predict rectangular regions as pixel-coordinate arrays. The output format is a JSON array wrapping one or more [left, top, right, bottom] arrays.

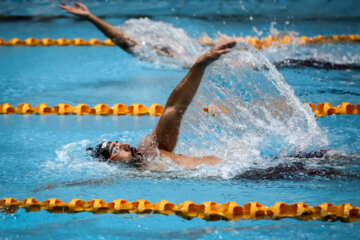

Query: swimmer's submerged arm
[[60, 2, 137, 54], [153, 40, 237, 152]]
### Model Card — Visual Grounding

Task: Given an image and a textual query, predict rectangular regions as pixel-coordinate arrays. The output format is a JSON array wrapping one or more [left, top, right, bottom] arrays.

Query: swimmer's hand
[[196, 40, 236, 65], [59, 2, 91, 18]]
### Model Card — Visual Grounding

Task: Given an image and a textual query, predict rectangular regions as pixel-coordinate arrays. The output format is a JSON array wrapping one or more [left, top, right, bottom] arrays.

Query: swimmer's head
[[87, 141, 143, 164]]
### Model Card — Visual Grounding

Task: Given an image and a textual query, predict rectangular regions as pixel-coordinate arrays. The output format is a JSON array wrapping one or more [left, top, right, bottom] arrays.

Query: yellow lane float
[[111, 103, 128, 115], [35, 103, 52, 114], [128, 104, 148, 116], [53, 103, 74, 115], [147, 103, 164, 116], [154, 200, 178, 215], [16, 103, 34, 114], [305, 102, 359, 117], [73, 104, 90, 115], [0, 102, 358, 117], [0, 103, 15, 114], [89, 104, 112, 115], [0, 197, 359, 222], [1, 34, 359, 50], [108, 199, 133, 213]]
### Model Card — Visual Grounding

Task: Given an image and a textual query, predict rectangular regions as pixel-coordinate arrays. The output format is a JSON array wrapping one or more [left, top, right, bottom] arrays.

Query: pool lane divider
[[304, 102, 360, 117], [0, 34, 359, 50], [0, 102, 359, 117], [0, 198, 359, 222], [0, 103, 163, 116]]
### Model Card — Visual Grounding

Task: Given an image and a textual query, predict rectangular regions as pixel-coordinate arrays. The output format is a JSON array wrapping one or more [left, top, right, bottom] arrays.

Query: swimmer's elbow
[[112, 36, 137, 54]]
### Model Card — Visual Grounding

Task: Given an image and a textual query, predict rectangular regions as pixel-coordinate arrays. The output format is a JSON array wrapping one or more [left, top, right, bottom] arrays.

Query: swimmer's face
[[109, 141, 142, 162]]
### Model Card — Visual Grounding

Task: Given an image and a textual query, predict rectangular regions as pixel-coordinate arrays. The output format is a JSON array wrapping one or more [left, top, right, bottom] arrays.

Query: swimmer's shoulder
[[138, 133, 221, 169]]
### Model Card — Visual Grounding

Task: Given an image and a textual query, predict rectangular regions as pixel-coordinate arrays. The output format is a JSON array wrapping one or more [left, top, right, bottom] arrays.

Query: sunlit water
[[1, 1, 360, 239], [176, 42, 327, 179]]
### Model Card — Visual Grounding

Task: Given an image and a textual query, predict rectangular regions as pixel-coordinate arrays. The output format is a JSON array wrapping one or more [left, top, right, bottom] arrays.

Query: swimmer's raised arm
[[153, 40, 236, 152], [59, 2, 137, 54]]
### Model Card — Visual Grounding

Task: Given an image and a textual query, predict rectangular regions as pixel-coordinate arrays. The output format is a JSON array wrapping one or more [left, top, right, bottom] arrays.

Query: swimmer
[[86, 40, 237, 169], [60, 2, 178, 58]]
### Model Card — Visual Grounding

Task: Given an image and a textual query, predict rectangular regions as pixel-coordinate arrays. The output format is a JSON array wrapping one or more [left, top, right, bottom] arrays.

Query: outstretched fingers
[[74, 2, 87, 10], [59, 2, 90, 17], [214, 39, 237, 51], [216, 49, 231, 55]]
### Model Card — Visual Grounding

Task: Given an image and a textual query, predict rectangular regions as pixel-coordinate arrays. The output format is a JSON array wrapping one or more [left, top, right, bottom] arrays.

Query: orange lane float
[[73, 104, 90, 115], [24, 38, 41, 46], [56, 38, 72, 46], [89, 104, 113, 115], [41, 198, 69, 213], [0, 103, 15, 114], [86, 199, 109, 214], [0, 198, 359, 222], [41, 38, 57, 46], [154, 200, 178, 215], [0, 102, 358, 117], [108, 199, 133, 213], [1, 34, 359, 49], [128, 104, 148, 116], [16, 103, 34, 114], [19, 198, 42, 212], [147, 104, 164, 116], [305, 102, 359, 117], [53, 103, 74, 115], [35, 103, 52, 114], [67, 198, 86, 213], [111, 103, 128, 115], [131, 200, 155, 213], [221, 202, 244, 220]]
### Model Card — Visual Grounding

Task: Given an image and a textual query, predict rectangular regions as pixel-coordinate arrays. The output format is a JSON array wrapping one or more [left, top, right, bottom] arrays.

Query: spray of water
[[259, 22, 360, 67], [120, 18, 206, 68], [174, 42, 328, 178]]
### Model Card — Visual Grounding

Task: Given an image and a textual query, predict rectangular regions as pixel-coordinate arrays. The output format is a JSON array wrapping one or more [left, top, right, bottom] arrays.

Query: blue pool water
[[1, 0, 360, 239]]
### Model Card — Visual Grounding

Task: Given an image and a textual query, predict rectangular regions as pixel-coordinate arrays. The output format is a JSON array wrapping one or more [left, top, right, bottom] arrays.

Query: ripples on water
[[46, 42, 360, 183], [40, 18, 359, 183]]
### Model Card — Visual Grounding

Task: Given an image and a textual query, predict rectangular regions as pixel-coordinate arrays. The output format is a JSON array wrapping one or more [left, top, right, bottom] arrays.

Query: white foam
[[174, 42, 328, 179], [119, 18, 206, 68]]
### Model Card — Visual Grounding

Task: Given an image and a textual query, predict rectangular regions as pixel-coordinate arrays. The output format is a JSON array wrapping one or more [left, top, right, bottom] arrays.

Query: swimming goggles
[[109, 143, 121, 160]]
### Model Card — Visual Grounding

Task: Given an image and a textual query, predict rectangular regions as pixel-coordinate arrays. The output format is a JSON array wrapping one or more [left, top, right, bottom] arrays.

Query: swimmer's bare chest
[[139, 134, 221, 169], [159, 150, 221, 169]]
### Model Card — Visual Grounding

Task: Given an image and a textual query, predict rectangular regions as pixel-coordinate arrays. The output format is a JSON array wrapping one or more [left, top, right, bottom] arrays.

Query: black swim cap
[[86, 141, 112, 161]]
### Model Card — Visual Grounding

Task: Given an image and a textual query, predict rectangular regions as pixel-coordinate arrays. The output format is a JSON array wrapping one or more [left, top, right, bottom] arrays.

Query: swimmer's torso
[[138, 134, 221, 170]]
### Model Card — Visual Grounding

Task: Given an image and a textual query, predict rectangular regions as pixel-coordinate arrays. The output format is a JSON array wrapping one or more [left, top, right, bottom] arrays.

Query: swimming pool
[[1, 0, 360, 239]]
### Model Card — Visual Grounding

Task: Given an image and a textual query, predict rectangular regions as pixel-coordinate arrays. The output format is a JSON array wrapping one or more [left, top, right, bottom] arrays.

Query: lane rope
[[0, 34, 359, 50], [1, 198, 359, 222], [0, 102, 359, 117], [305, 102, 360, 117]]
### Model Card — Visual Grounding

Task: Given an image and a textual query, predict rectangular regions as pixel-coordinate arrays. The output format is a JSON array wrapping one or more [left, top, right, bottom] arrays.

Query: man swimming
[[60, 2, 184, 58], [86, 40, 237, 169]]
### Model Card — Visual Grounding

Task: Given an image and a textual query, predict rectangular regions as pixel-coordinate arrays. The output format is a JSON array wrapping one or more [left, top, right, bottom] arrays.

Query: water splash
[[41, 140, 119, 183], [120, 18, 360, 69], [175, 42, 328, 179], [120, 18, 206, 68], [264, 22, 360, 67]]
